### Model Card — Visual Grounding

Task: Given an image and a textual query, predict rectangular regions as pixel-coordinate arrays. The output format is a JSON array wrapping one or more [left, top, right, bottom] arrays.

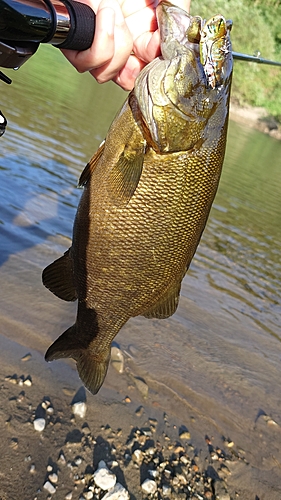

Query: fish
[[42, 0, 233, 395]]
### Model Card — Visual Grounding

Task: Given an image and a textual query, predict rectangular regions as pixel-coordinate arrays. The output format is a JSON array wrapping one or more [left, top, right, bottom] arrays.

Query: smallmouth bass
[[42, 1, 233, 395]]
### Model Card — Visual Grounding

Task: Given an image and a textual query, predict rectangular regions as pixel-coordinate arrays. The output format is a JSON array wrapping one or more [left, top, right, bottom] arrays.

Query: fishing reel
[[0, 0, 96, 135]]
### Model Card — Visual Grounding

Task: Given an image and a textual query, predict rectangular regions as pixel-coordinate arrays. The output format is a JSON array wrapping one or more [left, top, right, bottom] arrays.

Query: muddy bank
[[1, 330, 281, 500], [0, 335, 234, 500], [229, 101, 281, 139]]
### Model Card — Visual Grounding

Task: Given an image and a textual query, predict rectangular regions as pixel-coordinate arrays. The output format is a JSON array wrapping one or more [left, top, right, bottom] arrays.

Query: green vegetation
[[191, 0, 281, 117], [7, 1, 281, 119]]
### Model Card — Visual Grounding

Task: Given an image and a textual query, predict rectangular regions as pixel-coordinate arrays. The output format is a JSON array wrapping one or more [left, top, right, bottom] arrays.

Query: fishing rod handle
[[50, 0, 96, 50], [0, 0, 96, 51]]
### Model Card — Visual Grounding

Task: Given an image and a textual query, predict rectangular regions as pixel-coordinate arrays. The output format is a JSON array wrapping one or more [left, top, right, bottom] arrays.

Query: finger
[[62, 0, 135, 75], [76, 3, 116, 70], [118, 0, 158, 18], [124, 5, 158, 42], [112, 54, 147, 90], [89, 0, 134, 71], [89, 36, 133, 85], [61, 1, 116, 72], [133, 29, 160, 64]]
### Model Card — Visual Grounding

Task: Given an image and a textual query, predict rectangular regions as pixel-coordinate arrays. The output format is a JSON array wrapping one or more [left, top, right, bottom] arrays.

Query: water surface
[[1, 45, 281, 497]]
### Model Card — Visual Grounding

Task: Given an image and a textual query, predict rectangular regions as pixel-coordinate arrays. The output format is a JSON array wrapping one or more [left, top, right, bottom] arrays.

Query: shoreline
[[229, 101, 281, 140], [2, 332, 281, 500], [0, 335, 237, 500]]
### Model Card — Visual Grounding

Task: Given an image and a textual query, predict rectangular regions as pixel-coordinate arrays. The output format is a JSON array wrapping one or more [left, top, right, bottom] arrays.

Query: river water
[[1, 45, 281, 496]]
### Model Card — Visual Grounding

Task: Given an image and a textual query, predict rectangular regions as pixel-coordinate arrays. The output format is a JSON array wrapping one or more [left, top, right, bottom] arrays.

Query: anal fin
[[142, 283, 181, 319], [42, 249, 77, 301]]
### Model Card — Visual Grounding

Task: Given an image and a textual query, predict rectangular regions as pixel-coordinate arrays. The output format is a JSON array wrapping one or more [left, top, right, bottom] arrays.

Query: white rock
[[93, 462, 116, 490], [133, 376, 148, 397], [141, 479, 157, 494], [33, 418, 46, 432], [43, 481, 56, 494], [148, 469, 158, 478], [21, 353, 32, 362], [65, 492, 72, 500], [132, 449, 143, 466], [72, 401, 87, 419], [179, 430, 190, 440], [49, 472, 58, 484], [162, 484, 172, 496], [102, 483, 130, 500], [83, 491, 93, 499], [180, 455, 188, 465], [111, 347, 124, 373], [58, 452, 66, 464]]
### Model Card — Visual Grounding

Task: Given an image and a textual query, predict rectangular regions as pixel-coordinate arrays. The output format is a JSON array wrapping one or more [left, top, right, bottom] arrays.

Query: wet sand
[[0, 334, 259, 500], [1, 308, 281, 499], [0, 334, 233, 500]]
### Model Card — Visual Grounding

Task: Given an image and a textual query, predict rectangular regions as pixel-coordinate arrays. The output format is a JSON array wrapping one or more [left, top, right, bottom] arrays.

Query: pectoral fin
[[107, 149, 145, 204], [45, 324, 110, 395], [42, 249, 77, 301], [142, 283, 181, 319], [79, 141, 105, 187]]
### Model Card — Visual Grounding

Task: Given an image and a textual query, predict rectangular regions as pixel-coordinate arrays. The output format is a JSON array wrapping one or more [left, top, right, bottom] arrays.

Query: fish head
[[134, 1, 233, 153]]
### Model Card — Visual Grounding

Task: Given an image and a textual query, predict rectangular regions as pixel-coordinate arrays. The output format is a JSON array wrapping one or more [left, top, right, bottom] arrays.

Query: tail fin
[[45, 325, 111, 395]]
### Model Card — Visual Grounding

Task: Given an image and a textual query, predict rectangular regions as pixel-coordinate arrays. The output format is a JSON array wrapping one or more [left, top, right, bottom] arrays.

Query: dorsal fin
[[79, 141, 105, 187], [42, 249, 77, 301], [142, 282, 181, 319]]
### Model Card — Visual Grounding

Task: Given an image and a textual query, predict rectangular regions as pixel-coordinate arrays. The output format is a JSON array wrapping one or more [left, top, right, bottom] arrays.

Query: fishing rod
[[0, 0, 281, 136], [233, 51, 281, 67], [1, 0, 281, 76]]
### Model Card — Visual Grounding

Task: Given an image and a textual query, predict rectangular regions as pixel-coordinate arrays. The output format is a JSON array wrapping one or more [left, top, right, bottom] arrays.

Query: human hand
[[62, 0, 191, 91]]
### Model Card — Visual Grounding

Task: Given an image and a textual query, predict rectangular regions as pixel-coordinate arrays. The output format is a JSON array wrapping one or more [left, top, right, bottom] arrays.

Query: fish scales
[[42, 1, 233, 394]]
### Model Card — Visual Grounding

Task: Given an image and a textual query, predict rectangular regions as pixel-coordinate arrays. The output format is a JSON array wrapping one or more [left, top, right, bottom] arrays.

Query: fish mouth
[[157, 2, 232, 90], [134, 2, 233, 153]]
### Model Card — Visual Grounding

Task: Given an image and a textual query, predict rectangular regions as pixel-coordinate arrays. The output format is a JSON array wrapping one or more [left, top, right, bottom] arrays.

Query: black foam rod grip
[[57, 0, 96, 51]]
